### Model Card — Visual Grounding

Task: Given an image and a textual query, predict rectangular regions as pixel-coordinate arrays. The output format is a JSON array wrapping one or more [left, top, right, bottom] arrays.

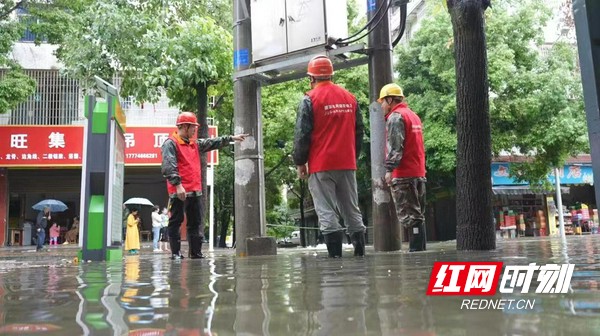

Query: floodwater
[[1, 236, 600, 336]]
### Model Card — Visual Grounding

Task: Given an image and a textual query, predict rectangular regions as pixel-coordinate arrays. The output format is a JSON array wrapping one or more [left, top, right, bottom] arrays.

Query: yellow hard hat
[[378, 83, 404, 102]]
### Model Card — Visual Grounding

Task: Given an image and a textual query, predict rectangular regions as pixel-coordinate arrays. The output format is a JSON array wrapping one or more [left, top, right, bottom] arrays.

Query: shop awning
[[492, 185, 570, 195]]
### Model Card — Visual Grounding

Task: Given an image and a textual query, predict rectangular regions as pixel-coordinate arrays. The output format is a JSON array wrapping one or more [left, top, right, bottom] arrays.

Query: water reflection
[[0, 237, 599, 334]]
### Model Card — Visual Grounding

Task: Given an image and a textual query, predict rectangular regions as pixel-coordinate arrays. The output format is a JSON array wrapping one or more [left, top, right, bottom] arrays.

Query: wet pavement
[[1, 236, 600, 336]]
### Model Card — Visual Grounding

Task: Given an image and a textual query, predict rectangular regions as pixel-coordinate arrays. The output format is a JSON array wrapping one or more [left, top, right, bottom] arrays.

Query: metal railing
[[0, 70, 81, 125], [0, 71, 217, 126], [124, 108, 180, 126], [120, 96, 180, 126]]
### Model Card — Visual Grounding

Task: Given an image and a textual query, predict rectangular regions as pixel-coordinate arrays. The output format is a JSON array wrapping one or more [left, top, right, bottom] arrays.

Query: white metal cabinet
[[250, 0, 348, 61], [250, 0, 288, 61]]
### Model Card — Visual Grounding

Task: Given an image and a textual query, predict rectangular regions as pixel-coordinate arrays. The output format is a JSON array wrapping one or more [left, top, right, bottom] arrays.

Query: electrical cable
[[339, 0, 393, 45], [336, 0, 389, 43], [391, 2, 407, 47]]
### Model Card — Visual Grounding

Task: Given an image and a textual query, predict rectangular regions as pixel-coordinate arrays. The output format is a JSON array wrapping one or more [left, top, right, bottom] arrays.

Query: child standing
[[49, 222, 60, 246]]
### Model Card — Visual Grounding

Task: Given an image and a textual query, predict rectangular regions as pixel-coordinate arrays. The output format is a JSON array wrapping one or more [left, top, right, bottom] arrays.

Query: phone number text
[[126, 153, 158, 159]]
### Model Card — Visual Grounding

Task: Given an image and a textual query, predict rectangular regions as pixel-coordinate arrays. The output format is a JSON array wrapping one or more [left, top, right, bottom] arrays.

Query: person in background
[[161, 111, 248, 260], [293, 55, 366, 258], [378, 83, 427, 252], [64, 216, 79, 244], [125, 208, 141, 254], [122, 203, 130, 242], [160, 207, 170, 252], [35, 207, 50, 251], [49, 222, 60, 246], [151, 205, 162, 252]]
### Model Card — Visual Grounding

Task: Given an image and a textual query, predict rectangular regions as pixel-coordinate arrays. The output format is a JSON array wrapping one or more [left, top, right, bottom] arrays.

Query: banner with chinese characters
[[492, 162, 594, 185], [123, 126, 218, 166], [0, 125, 83, 167], [0, 125, 218, 167]]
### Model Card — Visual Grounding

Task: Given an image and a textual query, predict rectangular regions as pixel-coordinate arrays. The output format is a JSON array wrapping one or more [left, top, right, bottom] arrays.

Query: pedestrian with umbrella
[[32, 199, 68, 251], [35, 207, 50, 251], [32, 199, 68, 213]]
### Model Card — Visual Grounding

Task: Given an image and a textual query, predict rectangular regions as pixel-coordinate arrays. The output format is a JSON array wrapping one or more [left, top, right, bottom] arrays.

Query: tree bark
[[218, 209, 230, 248], [447, 0, 495, 250], [196, 82, 209, 237]]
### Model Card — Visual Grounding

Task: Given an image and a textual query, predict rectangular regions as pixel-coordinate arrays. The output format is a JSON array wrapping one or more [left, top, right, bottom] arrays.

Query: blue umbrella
[[32, 199, 68, 212]]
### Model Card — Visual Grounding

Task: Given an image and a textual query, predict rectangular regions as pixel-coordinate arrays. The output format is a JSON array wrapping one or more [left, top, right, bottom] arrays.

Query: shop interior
[[494, 185, 597, 237]]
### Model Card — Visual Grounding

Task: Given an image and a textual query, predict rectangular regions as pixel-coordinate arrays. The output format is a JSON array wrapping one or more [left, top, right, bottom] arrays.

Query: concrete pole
[[208, 165, 215, 252], [233, 0, 274, 256], [368, 0, 401, 251], [555, 167, 566, 241]]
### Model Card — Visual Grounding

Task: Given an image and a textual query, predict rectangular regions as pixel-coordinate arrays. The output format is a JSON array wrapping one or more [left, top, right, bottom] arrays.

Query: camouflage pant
[[390, 177, 426, 229]]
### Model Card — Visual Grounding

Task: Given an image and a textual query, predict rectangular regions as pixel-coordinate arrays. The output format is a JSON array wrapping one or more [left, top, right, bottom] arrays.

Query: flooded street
[[1, 236, 600, 335]]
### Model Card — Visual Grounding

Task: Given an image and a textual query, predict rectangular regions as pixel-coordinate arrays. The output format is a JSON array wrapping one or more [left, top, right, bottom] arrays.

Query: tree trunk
[[299, 179, 307, 247], [447, 0, 495, 250], [196, 82, 209, 237], [218, 209, 230, 248]]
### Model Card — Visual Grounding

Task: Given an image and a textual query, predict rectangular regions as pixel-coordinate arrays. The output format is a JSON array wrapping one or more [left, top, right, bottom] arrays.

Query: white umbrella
[[124, 197, 154, 207]]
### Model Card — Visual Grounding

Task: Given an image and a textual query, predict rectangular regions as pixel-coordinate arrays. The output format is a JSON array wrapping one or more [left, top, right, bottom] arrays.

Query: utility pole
[[573, 0, 600, 209], [233, 0, 276, 256], [368, 0, 401, 251]]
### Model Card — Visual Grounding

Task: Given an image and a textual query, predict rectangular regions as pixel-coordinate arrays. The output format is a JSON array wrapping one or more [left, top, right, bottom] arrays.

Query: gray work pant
[[308, 170, 366, 235]]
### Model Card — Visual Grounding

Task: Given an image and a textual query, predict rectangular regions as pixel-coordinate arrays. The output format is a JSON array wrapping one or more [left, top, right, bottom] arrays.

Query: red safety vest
[[306, 81, 358, 173], [386, 103, 426, 178], [166, 132, 202, 194]]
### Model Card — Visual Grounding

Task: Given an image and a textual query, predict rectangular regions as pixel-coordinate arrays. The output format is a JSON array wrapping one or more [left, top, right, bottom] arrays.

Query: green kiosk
[[80, 76, 126, 262]]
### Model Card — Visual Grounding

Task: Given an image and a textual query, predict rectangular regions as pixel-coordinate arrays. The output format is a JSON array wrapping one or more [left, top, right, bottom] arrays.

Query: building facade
[[0, 20, 218, 246]]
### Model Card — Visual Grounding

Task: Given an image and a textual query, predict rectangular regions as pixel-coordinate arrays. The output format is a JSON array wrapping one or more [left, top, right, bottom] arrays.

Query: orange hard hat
[[307, 55, 334, 77], [176, 112, 199, 126]]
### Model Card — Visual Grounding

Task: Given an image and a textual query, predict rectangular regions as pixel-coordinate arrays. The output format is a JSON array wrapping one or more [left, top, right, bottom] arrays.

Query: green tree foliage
[[266, 204, 296, 241], [0, 1, 24, 61], [37, 0, 232, 110], [0, 0, 36, 114], [396, 0, 586, 186], [3, 0, 233, 110], [0, 66, 35, 114], [261, 80, 306, 208], [38, 0, 234, 233], [213, 152, 234, 247]]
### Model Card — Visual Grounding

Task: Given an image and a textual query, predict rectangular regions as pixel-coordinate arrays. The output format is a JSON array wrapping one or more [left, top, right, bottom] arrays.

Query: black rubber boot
[[170, 238, 184, 260], [324, 231, 343, 258], [189, 238, 204, 259], [409, 223, 426, 252], [350, 231, 365, 257]]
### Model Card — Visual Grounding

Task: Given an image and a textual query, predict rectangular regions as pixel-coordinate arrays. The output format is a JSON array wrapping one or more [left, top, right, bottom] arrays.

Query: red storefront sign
[[0, 125, 218, 167], [0, 125, 83, 167], [124, 126, 219, 166]]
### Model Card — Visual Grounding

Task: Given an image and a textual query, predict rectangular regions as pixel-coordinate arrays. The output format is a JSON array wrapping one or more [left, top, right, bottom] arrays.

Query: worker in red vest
[[293, 55, 366, 258], [161, 112, 248, 260], [378, 83, 427, 252]]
